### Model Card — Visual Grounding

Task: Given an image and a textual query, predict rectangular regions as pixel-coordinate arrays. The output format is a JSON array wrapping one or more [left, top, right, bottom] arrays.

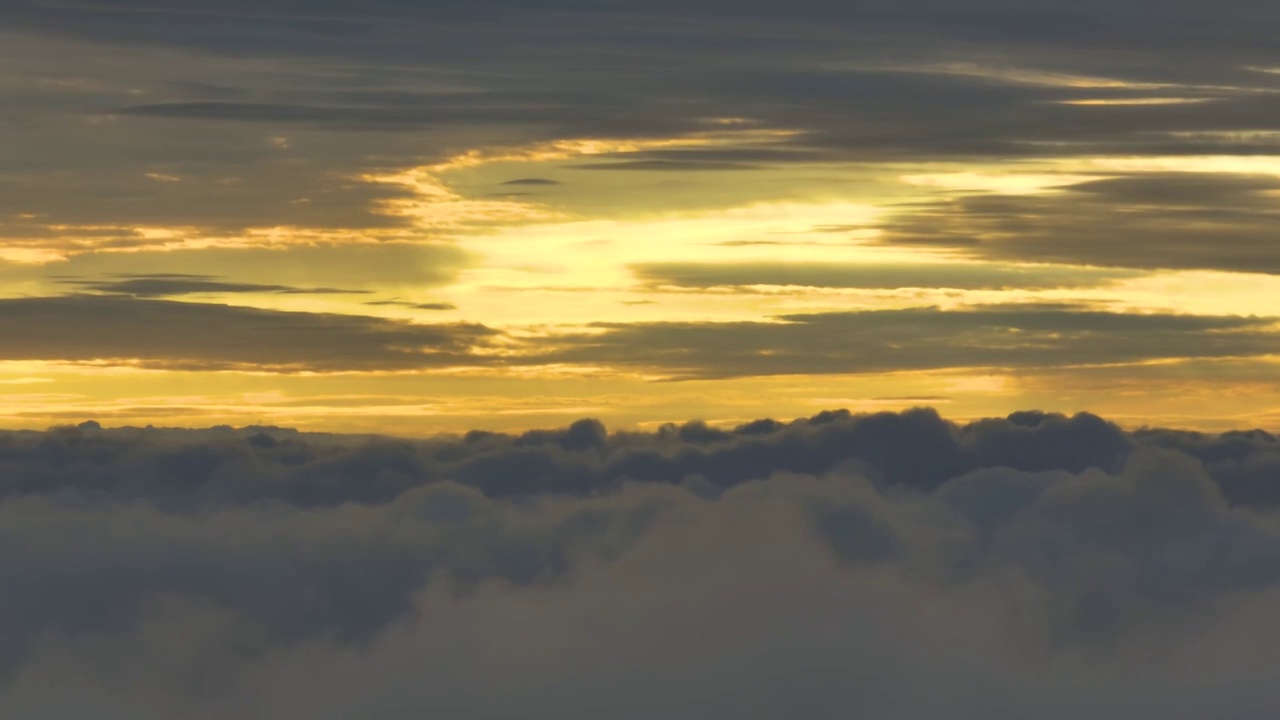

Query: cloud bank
[[5, 409, 1280, 717]]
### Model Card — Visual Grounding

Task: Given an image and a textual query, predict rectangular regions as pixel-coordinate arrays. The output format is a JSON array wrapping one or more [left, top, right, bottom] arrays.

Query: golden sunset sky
[[4, 0, 1280, 433]]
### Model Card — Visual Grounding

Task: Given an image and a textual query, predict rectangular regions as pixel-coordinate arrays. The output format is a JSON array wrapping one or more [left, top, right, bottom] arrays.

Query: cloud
[[7, 298, 1274, 377], [0, 138, 420, 239], [9, 0, 1280, 256], [363, 299, 458, 310], [0, 295, 496, 371], [570, 159, 762, 171], [878, 174, 1280, 273], [56, 274, 372, 297], [501, 178, 561, 186], [5, 409, 1280, 716], [531, 304, 1280, 379], [10, 244, 473, 290], [632, 261, 1136, 290], [109, 97, 610, 131]]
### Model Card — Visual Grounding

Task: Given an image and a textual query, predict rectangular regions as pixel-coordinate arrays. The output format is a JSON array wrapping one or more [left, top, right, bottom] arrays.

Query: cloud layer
[[881, 175, 1280, 273], [0, 296, 494, 371], [541, 305, 1280, 379], [3, 297, 1274, 376], [9, 0, 1280, 272], [5, 409, 1280, 717]]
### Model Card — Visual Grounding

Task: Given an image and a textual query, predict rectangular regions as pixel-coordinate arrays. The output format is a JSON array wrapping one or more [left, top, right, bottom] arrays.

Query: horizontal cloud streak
[[5, 299, 1276, 376], [880, 174, 1280, 273], [632, 261, 1136, 290], [57, 274, 372, 298], [535, 305, 1280, 379], [0, 296, 495, 371]]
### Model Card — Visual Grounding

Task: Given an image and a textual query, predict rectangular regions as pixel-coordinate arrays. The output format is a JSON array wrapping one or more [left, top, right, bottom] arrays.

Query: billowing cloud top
[[5, 409, 1280, 716]]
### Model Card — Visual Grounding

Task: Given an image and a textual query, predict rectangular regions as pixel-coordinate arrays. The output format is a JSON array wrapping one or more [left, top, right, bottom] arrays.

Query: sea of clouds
[[4, 409, 1280, 718]]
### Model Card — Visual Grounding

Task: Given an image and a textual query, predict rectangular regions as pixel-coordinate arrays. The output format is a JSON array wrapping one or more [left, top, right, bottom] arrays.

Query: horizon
[[21, 405, 1280, 438]]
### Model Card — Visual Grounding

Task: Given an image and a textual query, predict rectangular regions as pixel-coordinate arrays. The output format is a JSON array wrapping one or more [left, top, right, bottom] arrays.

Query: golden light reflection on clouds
[[6, 123, 1280, 432], [1056, 98, 1216, 106], [360, 169, 566, 230], [424, 128, 803, 173]]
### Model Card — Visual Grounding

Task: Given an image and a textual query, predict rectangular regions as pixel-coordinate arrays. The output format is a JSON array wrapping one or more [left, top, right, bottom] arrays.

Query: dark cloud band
[[534, 305, 1280, 379], [0, 295, 494, 371]]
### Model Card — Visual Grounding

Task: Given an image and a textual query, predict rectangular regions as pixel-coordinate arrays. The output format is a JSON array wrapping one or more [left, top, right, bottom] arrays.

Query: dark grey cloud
[[8, 0, 1280, 62], [0, 161, 417, 238], [533, 305, 1280, 379], [0, 295, 495, 371], [0, 408, 1141, 504], [8, 0, 1280, 246], [616, 147, 826, 164], [878, 174, 1280, 273], [633, 261, 1136, 290], [363, 299, 458, 310], [57, 274, 372, 297], [5, 409, 1280, 716], [501, 177, 561, 186], [2, 244, 473, 290], [569, 159, 762, 171], [7, 298, 1274, 376], [109, 96, 632, 131]]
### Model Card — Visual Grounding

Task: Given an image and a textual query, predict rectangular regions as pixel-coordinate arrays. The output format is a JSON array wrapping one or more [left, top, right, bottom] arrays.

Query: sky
[[4, 0, 1280, 432], [10, 4, 1280, 714]]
